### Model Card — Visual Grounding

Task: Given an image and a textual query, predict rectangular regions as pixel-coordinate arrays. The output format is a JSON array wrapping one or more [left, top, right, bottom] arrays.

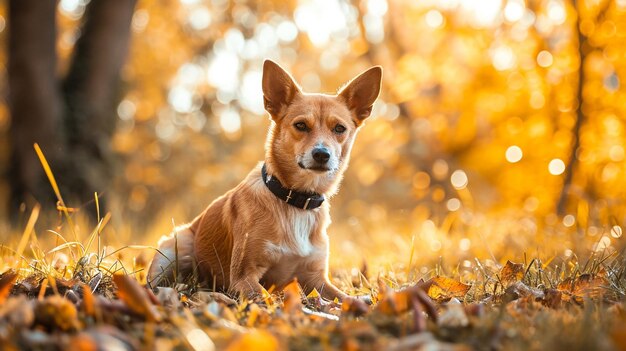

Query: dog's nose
[[312, 147, 331, 164]]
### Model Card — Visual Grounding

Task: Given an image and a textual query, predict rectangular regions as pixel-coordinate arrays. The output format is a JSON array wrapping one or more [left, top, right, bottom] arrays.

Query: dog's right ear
[[262, 60, 300, 119]]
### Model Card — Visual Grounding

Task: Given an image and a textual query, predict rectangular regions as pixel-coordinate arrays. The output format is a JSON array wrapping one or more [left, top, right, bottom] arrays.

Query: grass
[[1, 146, 626, 350]]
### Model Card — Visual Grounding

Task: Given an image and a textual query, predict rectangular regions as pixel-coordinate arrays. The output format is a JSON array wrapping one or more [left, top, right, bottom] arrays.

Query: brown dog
[[147, 60, 382, 303]]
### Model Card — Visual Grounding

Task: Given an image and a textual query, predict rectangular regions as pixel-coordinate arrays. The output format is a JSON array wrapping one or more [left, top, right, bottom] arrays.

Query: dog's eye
[[333, 124, 346, 134], [294, 122, 308, 132]]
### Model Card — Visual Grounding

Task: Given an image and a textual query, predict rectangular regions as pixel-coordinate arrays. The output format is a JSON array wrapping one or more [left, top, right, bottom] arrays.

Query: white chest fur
[[249, 169, 326, 259], [286, 209, 316, 256]]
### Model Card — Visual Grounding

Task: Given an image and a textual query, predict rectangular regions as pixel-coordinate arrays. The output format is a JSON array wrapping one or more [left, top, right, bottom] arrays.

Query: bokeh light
[[451, 170, 468, 190], [549, 158, 566, 175], [505, 145, 523, 163]]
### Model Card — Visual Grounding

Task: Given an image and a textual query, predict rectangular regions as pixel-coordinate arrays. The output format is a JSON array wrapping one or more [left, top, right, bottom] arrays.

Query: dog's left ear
[[338, 66, 382, 122]]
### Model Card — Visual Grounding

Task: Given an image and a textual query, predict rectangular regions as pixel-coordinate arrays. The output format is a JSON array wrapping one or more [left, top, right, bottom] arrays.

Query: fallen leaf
[[438, 301, 469, 328], [341, 296, 369, 316], [282, 279, 303, 313], [306, 288, 320, 299], [0, 295, 35, 328], [543, 288, 562, 309], [503, 281, 543, 303], [427, 277, 471, 300], [557, 274, 609, 300], [113, 274, 162, 322], [499, 261, 524, 286], [0, 270, 18, 303], [81, 283, 96, 317], [73, 326, 139, 351], [225, 329, 279, 351], [35, 295, 80, 331]]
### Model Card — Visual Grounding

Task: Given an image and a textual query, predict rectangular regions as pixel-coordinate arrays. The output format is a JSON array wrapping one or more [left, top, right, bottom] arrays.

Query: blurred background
[[1, 0, 626, 275]]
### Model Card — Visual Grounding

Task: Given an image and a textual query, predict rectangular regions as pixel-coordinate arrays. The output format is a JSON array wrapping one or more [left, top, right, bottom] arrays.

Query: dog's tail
[[147, 224, 195, 288]]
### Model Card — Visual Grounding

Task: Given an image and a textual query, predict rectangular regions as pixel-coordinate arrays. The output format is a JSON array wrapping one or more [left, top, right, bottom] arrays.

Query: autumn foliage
[[2, 0, 626, 350]]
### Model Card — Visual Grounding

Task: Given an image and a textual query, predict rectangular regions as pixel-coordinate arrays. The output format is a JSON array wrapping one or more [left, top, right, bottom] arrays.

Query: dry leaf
[[225, 329, 279, 351], [438, 302, 469, 328], [543, 288, 562, 309], [0, 270, 18, 303], [0, 295, 35, 328], [306, 288, 320, 299], [35, 295, 80, 331], [499, 261, 524, 286], [81, 283, 96, 317], [557, 274, 609, 300], [341, 296, 369, 316], [427, 277, 471, 300], [282, 279, 303, 313], [504, 281, 543, 303], [375, 289, 409, 315], [113, 274, 162, 322]]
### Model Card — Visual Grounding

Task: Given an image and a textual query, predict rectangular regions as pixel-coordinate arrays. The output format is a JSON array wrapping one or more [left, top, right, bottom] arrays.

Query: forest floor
[[1, 151, 625, 350], [1, 211, 626, 351]]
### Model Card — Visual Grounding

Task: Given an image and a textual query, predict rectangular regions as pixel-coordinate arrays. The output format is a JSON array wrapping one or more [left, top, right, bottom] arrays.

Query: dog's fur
[[147, 60, 382, 302]]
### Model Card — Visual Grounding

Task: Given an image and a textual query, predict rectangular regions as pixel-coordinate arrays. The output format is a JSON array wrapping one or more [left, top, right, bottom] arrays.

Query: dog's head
[[262, 60, 382, 195]]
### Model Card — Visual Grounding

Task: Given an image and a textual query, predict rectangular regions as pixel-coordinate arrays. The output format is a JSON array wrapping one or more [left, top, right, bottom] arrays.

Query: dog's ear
[[262, 60, 300, 119], [338, 66, 382, 122]]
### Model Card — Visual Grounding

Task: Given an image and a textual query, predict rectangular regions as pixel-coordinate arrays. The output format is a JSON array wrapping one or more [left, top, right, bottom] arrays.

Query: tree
[[7, 0, 136, 220]]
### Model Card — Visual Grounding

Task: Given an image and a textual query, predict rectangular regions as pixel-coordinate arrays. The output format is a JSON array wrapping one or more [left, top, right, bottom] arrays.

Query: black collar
[[261, 164, 325, 210]]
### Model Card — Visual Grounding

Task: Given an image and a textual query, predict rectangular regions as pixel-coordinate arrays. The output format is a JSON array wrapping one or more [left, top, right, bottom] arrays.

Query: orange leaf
[[113, 274, 162, 322], [0, 270, 18, 304], [499, 260, 524, 286], [225, 330, 279, 351], [81, 283, 95, 317], [558, 274, 609, 300], [427, 276, 471, 300], [282, 279, 303, 313]]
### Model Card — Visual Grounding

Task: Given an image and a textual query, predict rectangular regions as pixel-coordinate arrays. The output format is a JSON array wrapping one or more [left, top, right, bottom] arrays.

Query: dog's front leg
[[299, 256, 370, 315], [298, 258, 349, 301], [229, 234, 269, 301]]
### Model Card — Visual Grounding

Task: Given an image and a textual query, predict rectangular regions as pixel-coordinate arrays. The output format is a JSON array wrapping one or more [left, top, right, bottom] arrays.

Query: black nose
[[312, 147, 330, 164]]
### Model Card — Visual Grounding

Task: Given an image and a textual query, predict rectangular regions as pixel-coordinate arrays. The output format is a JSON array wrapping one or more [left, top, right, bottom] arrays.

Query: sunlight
[[207, 50, 240, 93], [537, 50, 554, 67], [548, 158, 566, 175], [219, 108, 241, 135], [547, 0, 566, 25], [451, 170, 468, 190], [504, 0, 525, 22], [294, 0, 350, 47], [168, 86, 195, 114], [425, 9, 445, 28], [505, 145, 523, 163], [491, 45, 516, 71], [459, 0, 503, 27]]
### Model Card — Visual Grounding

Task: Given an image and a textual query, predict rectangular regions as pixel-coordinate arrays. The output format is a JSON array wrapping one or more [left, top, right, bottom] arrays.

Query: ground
[[1, 219, 626, 351]]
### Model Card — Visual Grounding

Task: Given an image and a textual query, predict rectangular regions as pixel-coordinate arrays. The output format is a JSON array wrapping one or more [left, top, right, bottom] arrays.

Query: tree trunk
[[8, 0, 137, 220], [556, 10, 585, 217], [62, 0, 137, 205], [557, 0, 610, 216], [8, 0, 64, 214]]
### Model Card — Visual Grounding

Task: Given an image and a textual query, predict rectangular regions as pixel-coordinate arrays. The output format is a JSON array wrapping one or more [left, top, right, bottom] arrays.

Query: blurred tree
[[8, 0, 136, 219], [557, 0, 611, 216]]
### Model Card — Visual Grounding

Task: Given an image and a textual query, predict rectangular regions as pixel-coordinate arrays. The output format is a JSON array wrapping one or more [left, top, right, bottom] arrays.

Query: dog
[[147, 60, 382, 305]]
